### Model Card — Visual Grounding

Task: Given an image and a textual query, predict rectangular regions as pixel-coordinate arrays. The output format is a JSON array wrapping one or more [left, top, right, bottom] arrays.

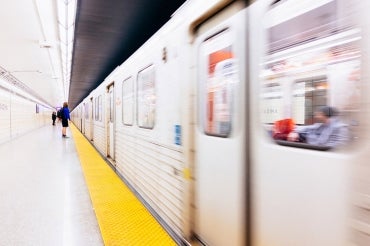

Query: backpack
[[57, 109, 63, 119]]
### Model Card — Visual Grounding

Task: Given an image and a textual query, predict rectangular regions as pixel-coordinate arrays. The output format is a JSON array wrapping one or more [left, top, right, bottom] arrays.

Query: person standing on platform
[[61, 102, 71, 138], [52, 112, 57, 125]]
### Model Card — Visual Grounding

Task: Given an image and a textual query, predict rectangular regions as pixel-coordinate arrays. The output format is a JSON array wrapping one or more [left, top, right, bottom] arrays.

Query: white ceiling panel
[[0, 0, 188, 110], [0, 0, 64, 108]]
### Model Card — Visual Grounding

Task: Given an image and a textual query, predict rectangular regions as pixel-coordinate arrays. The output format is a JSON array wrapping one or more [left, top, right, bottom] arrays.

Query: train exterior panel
[[112, 40, 189, 237], [71, 0, 370, 245]]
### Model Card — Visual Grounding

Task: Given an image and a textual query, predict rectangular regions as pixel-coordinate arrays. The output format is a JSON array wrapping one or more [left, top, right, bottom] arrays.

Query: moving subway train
[[70, 0, 370, 245]]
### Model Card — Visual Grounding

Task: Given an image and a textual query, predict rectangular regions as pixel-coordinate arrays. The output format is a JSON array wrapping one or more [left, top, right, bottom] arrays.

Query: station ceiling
[[69, 0, 186, 110]]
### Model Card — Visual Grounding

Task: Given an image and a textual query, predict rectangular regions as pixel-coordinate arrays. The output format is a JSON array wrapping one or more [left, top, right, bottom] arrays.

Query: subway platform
[[0, 123, 176, 246]]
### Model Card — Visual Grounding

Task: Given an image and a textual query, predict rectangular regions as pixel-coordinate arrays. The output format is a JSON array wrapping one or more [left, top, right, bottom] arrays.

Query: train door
[[80, 106, 83, 131], [107, 84, 115, 160], [82, 103, 85, 134], [193, 4, 247, 246], [90, 97, 94, 141], [248, 0, 367, 245]]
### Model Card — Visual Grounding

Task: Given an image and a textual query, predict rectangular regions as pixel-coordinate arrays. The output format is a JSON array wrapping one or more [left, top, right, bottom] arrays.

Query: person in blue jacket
[[61, 102, 71, 138]]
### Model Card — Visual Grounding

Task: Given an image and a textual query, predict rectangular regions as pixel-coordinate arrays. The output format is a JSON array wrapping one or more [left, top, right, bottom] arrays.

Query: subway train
[[71, 0, 370, 245]]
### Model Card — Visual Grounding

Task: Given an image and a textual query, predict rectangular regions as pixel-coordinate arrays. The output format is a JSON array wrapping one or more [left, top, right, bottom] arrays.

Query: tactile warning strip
[[70, 124, 176, 245]]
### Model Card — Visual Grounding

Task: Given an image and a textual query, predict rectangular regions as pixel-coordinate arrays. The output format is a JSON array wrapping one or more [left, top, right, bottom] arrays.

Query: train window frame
[[262, 0, 362, 151], [95, 95, 103, 122], [122, 77, 134, 126], [198, 29, 237, 138], [136, 65, 156, 129], [275, 139, 332, 151]]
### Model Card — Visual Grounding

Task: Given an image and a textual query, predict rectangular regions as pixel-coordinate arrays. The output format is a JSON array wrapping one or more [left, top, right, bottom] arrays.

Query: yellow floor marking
[[70, 124, 177, 246]]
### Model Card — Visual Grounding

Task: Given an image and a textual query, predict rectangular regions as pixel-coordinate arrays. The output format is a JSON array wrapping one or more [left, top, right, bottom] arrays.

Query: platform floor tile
[[70, 124, 177, 246]]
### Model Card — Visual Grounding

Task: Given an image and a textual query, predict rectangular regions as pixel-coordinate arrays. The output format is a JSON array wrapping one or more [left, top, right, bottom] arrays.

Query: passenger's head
[[63, 102, 68, 108], [315, 106, 338, 123]]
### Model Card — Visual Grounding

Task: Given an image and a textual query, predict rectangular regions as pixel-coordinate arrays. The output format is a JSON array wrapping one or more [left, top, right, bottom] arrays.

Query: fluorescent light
[[57, 0, 77, 102]]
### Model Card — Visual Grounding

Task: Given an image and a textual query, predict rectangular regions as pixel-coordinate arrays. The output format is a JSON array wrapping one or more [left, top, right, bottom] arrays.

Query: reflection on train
[[71, 0, 370, 245]]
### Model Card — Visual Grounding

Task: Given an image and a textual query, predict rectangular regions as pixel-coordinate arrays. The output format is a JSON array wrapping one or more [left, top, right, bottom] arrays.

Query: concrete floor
[[0, 124, 103, 246]]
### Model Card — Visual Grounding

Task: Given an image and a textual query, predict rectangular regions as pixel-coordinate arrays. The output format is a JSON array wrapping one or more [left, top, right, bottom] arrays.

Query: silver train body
[[71, 0, 370, 245]]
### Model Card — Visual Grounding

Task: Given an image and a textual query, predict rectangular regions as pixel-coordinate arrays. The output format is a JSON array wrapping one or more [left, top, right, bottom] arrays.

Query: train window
[[95, 95, 102, 122], [199, 30, 237, 137], [137, 65, 155, 129], [122, 77, 134, 126]]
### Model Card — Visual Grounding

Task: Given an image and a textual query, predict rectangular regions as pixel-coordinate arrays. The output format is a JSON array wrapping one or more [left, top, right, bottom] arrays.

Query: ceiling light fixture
[[33, 0, 65, 106], [57, 0, 77, 103]]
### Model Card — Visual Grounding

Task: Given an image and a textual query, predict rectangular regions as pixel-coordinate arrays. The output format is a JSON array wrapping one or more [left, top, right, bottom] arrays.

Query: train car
[[71, 0, 370, 245]]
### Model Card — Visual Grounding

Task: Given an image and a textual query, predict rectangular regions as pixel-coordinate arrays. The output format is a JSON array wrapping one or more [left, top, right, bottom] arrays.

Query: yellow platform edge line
[[70, 124, 177, 246]]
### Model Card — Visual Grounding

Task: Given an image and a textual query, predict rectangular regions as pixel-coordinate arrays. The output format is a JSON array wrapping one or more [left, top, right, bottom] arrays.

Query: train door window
[[137, 65, 155, 129], [292, 77, 328, 125], [261, 0, 363, 150], [94, 98, 98, 121], [109, 89, 114, 123], [122, 77, 134, 126], [199, 29, 238, 137], [95, 95, 102, 122]]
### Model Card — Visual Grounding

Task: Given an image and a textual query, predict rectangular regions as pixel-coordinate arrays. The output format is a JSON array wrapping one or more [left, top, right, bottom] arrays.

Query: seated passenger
[[287, 106, 349, 148]]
